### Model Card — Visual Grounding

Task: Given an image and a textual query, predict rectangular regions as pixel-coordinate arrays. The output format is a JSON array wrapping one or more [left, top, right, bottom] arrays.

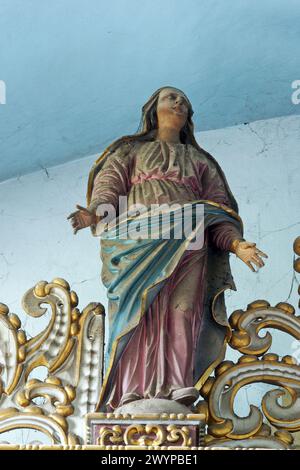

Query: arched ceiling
[[0, 0, 299, 181]]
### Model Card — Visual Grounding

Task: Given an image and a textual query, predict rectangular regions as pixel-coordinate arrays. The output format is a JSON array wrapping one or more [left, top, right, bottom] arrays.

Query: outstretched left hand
[[232, 240, 268, 272]]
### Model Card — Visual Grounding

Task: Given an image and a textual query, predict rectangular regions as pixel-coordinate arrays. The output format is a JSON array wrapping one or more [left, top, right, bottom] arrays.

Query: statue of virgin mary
[[68, 86, 267, 411]]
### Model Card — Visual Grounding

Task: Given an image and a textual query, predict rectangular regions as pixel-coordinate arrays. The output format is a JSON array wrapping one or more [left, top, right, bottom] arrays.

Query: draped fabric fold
[[86, 134, 244, 411], [96, 202, 243, 410]]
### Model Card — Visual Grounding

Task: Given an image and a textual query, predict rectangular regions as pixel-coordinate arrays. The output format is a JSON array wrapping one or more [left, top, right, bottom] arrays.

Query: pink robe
[[88, 140, 243, 410]]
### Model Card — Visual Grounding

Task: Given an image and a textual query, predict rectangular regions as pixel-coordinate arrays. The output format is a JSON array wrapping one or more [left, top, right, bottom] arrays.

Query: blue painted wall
[[0, 0, 299, 180]]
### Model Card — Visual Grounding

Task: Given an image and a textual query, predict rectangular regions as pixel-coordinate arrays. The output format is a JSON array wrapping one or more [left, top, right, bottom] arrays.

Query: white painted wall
[[0, 114, 299, 440]]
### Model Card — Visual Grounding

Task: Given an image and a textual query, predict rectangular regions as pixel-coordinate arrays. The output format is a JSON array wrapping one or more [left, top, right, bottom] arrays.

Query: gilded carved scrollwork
[[16, 376, 76, 417], [0, 303, 23, 397], [204, 420, 294, 449], [124, 424, 166, 446], [97, 423, 192, 447], [22, 278, 81, 375], [0, 406, 79, 445], [0, 278, 105, 445], [166, 425, 192, 446], [98, 425, 123, 446], [199, 236, 300, 448], [201, 354, 300, 439], [229, 301, 299, 356]]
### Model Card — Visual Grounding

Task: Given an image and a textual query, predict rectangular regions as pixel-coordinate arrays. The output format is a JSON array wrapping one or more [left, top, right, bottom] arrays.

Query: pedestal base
[[86, 399, 206, 449]]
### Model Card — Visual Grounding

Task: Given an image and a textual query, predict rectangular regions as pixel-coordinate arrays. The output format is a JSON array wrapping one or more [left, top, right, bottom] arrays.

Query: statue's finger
[[72, 219, 81, 228], [251, 259, 259, 268], [78, 215, 88, 227], [251, 257, 263, 269], [256, 249, 268, 258], [252, 255, 265, 267], [246, 261, 256, 272], [67, 211, 78, 220], [257, 257, 265, 267], [76, 204, 89, 212]]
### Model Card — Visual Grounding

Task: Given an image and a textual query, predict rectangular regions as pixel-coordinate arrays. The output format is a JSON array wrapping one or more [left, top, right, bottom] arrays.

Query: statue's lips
[[171, 107, 186, 116]]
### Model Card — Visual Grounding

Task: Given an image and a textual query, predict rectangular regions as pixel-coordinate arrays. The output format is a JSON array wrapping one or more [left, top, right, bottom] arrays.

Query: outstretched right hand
[[67, 205, 96, 235]]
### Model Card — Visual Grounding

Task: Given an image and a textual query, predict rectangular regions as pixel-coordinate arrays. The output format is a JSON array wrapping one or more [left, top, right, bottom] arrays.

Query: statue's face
[[156, 88, 189, 130]]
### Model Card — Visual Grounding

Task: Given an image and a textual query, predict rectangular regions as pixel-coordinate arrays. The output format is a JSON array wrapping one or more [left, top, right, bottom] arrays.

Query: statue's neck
[[156, 127, 181, 144]]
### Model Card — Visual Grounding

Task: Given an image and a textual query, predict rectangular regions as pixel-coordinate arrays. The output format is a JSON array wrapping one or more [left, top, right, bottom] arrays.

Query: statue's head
[[100, 86, 198, 154], [139, 86, 195, 144]]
